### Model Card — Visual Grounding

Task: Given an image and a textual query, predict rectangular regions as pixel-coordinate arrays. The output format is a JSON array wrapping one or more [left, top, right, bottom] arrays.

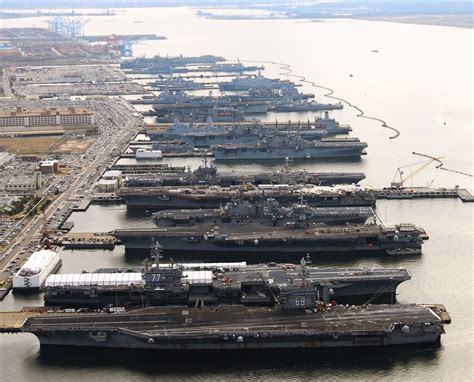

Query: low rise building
[[94, 178, 119, 193], [39, 160, 60, 174], [0, 107, 97, 136], [102, 170, 122, 186], [5, 173, 41, 193]]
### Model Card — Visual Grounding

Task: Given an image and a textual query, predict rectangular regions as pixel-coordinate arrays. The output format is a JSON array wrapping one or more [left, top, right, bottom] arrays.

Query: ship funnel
[[324, 111, 329, 119], [206, 116, 213, 127]]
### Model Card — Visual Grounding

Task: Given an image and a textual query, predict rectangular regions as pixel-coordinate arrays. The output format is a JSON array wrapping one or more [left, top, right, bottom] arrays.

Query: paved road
[[0, 99, 141, 291]]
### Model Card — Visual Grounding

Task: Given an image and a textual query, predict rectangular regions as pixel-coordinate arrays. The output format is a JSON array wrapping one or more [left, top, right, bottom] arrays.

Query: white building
[[102, 170, 122, 186], [95, 178, 119, 193]]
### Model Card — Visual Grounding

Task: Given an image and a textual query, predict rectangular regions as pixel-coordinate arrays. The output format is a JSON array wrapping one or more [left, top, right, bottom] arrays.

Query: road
[[0, 98, 142, 294]]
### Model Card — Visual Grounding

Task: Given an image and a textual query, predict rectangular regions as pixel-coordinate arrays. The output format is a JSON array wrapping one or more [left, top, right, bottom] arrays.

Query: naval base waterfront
[[0, 5, 472, 382]]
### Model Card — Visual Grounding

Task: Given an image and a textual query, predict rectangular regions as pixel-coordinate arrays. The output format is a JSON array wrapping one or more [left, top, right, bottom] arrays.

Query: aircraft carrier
[[121, 157, 366, 188], [43, 259, 411, 308], [119, 184, 376, 209], [12, 303, 450, 350], [153, 199, 374, 227], [113, 222, 427, 258], [122, 168, 367, 188], [211, 135, 368, 161]]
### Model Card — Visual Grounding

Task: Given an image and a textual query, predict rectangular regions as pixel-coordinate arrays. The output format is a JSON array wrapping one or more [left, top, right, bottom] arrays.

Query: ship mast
[[151, 239, 163, 268]]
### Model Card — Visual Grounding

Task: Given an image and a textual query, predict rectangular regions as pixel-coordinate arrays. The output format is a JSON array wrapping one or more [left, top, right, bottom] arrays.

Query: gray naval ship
[[212, 134, 368, 160], [156, 106, 246, 123], [146, 91, 270, 114], [113, 222, 428, 259], [145, 112, 351, 142], [153, 198, 374, 227], [271, 100, 343, 112], [16, 303, 450, 351], [122, 161, 366, 188], [119, 184, 376, 209], [16, 272, 450, 351], [43, 254, 411, 308], [149, 119, 330, 147], [219, 71, 295, 91]]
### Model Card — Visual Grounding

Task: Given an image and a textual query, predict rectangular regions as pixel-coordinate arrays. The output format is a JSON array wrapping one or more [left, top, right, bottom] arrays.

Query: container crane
[[391, 153, 444, 188]]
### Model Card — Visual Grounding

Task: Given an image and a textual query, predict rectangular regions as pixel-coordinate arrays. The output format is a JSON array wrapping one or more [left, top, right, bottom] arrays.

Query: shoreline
[[359, 14, 473, 29]]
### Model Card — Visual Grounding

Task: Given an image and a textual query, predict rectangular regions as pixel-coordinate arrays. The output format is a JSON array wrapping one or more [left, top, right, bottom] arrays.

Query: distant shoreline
[[360, 14, 473, 29], [195, 10, 473, 29]]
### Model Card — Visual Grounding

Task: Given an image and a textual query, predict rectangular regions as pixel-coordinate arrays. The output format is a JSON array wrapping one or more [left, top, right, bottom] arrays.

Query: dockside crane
[[391, 153, 444, 188]]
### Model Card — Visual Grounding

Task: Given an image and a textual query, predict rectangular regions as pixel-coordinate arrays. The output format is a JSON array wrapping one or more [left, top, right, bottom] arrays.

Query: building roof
[[96, 179, 118, 186], [103, 170, 122, 178], [16, 250, 57, 275], [40, 160, 58, 166], [182, 270, 213, 285], [46, 272, 143, 287], [7, 175, 36, 186], [0, 107, 93, 118]]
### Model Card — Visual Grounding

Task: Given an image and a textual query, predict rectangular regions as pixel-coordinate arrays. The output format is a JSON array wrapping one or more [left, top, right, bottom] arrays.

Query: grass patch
[[0, 135, 96, 155], [0, 136, 61, 154]]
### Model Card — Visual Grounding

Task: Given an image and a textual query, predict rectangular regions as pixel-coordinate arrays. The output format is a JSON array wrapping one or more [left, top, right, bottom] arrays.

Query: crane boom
[[391, 153, 444, 188]]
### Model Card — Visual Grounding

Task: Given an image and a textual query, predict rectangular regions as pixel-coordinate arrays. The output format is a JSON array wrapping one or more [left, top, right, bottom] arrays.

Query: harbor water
[[0, 7, 473, 381]]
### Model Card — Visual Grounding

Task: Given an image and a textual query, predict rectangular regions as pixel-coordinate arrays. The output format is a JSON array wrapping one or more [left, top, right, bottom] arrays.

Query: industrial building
[[5, 173, 41, 193], [102, 170, 122, 185], [94, 179, 119, 193], [39, 160, 60, 174], [0, 107, 96, 136]]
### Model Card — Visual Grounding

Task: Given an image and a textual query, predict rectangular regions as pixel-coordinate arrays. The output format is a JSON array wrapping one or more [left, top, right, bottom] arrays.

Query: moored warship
[[219, 71, 294, 91], [122, 165, 366, 188], [153, 199, 374, 227], [43, 255, 411, 308], [211, 134, 368, 160], [113, 222, 427, 258], [119, 184, 376, 209], [14, 303, 450, 350]]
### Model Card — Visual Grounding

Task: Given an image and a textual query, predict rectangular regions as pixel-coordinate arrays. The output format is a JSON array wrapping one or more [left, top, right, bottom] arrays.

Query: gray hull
[[24, 304, 447, 350], [213, 146, 366, 160]]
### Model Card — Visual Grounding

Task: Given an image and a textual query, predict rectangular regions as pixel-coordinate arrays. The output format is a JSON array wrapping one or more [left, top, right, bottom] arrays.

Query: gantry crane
[[391, 152, 444, 188]]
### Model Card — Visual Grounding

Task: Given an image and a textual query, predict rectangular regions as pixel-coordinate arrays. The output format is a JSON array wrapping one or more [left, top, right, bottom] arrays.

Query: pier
[[374, 187, 473, 203], [52, 233, 118, 250], [111, 163, 186, 174], [120, 151, 212, 159]]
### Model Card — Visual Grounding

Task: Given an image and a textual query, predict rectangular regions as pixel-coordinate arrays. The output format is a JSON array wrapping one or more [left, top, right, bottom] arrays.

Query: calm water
[[1, 8, 473, 381]]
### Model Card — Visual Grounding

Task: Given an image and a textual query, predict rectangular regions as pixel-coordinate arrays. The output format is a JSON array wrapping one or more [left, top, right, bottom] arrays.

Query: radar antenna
[[151, 239, 163, 267]]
